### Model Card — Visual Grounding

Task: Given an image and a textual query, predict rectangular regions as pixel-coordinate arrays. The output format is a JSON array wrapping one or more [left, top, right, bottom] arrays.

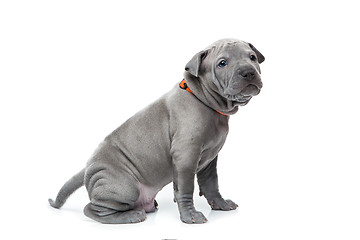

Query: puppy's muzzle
[[236, 67, 262, 96], [240, 84, 260, 96]]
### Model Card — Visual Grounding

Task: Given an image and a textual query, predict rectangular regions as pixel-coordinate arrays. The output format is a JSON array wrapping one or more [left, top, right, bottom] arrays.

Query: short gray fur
[[49, 38, 265, 224]]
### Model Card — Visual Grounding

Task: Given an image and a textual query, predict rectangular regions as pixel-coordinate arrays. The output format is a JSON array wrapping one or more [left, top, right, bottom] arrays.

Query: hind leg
[[84, 203, 146, 224], [84, 163, 146, 224]]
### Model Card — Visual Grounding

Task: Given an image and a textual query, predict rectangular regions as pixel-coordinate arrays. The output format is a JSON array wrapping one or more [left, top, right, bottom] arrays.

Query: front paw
[[209, 198, 238, 211], [180, 210, 208, 224]]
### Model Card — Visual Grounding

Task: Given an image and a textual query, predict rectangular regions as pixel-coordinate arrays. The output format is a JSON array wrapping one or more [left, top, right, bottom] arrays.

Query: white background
[[1, 0, 359, 239]]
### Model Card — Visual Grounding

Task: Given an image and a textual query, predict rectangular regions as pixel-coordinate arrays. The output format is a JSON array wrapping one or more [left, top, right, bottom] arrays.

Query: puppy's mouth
[[225, 94, 252, 103], [224, 84, 261, 105], [240, 84, 261, 97]]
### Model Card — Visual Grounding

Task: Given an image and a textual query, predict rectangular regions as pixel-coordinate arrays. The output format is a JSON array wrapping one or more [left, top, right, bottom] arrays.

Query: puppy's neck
[[183, 72, 239, 115]]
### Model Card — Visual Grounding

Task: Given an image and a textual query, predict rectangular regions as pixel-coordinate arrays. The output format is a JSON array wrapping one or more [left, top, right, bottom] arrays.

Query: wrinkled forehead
[[208, 40, 252, 60]]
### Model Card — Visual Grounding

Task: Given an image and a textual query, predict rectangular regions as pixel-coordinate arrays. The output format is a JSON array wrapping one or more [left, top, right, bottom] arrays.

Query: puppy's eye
[[250, 54, 257, 61], [217, 60, 228, 68]]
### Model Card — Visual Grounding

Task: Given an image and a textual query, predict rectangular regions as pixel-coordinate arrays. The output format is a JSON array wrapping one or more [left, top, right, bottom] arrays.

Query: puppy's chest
[[198, 116, 229, 169]]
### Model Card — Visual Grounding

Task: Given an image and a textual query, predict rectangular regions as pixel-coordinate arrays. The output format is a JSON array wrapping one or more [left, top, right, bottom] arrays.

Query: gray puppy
[[49, 38, 265, 224]]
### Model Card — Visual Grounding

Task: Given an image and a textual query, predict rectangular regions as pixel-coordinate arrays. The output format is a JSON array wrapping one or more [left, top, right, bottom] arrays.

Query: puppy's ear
[[185, 50, 208, 77], [248, 43, 265, 64]]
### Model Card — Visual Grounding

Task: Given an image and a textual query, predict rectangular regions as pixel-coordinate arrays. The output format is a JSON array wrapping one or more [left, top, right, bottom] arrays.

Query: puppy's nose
[[238, 68, 255, 81]]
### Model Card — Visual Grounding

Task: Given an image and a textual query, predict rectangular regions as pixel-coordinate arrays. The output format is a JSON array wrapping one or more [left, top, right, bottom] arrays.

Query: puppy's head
[[185, 39, 265, 106]]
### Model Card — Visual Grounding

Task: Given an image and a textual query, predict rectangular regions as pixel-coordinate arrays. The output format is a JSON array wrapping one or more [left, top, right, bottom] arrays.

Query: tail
[[48, 168, 85, 209]]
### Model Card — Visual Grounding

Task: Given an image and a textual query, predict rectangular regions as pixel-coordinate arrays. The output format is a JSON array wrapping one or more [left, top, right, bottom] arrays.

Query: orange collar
[[179, 79, 228, 116]]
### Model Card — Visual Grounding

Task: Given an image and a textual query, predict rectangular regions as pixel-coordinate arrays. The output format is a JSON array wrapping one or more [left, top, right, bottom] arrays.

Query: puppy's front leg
[[173, 152, 207, 224], [197, 156, 238, 211]]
